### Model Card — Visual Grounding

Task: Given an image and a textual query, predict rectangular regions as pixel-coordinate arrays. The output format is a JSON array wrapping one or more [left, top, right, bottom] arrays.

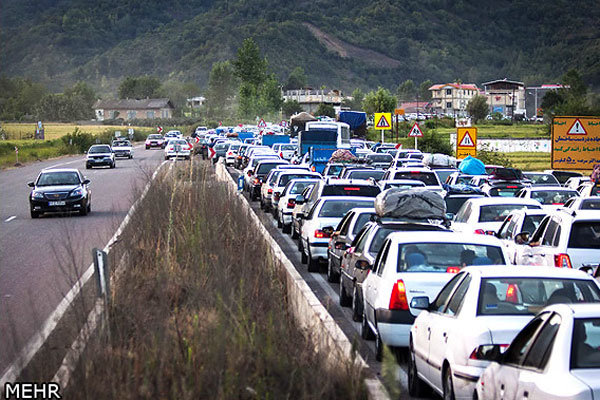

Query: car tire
[[165, 156, 169, 160], [300, 243, 308, 264], [146, 146, 149, 149], [375, 331, 383, 362], [87, 202, 91, 213], [30, 210, 40, 219], [277, 215, 282, 228], [339, 280, 351, 306], [327, 257, 339, 283], [361, 311, 375, 341], [352, 286, 362, 322], [79, 204, 88, 216], [86, 164, 91, 169], [408, 340, 427, 397], [282, 222, 291, 234], [110, 161, 115, 169], [291, 225, 299, 239], [443, 365, 456, 400], [307, 248, 319, 272]]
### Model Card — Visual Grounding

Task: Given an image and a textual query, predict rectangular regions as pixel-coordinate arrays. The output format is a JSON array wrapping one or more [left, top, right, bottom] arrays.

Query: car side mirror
[[410, 296, 430, 310], [83, 179, 91, 185], [514, 231, 530, 245], [355, 260, 371, 270], [579, 266, 594, 276], [295, 195, 305, 205], [322, 226, 334, 236], [27, 181, 35, 187]]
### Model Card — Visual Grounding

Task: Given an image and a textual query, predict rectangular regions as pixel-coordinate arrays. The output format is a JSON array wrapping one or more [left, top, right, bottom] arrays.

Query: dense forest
[[1, 0, 599, 94]]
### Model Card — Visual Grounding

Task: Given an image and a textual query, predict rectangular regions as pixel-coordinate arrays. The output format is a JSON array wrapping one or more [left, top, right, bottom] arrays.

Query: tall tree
[[205, 61, 238, 118], [342, 88, 364, 110], [282, 100, 303, 117], [362, 87, 396, 115], [419, 80, 433, 101], [233, 38, 267, 88], [284, 67, 307, 90], [258, 74, 283, 114], [466, 94, 489, 123], [396, 80, 416, 102], [316, 103, 335, 118], [118, 76, 161, 99]]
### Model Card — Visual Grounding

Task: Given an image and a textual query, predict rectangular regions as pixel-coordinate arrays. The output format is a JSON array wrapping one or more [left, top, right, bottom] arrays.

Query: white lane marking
[[4, 216, 16, 222], [0, 159, 169, 387]]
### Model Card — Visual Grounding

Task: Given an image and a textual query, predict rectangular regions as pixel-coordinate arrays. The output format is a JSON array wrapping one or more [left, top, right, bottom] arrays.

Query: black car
[[28, 168, 91, 218]]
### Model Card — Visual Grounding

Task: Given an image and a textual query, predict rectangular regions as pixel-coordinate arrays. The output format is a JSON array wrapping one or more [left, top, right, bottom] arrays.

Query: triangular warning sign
[[459, 131, 475, 147], [375, 115, 390, 129], [567, 119, 587, 135], [408, 123, 423, 137]]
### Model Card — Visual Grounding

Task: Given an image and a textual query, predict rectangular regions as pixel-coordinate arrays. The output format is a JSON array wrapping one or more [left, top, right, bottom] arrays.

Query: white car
[[272, 143, 297, 161], [362, 232, 509, 359], [224, 142, 242, 166], [579, 182, 600, 198], [564, 176, 591, 190], [85, 144, 115, 169], [381, 167, 444, 193], [408, 266, 600, 400], [269, 170, 321, 214], [517, 209, 600, 270], [378, 179, 426, 192], [515, 187, 579, 210], [164, 130, 183, 141], [451, 197, 542, 235], [495, 209, 548, 263], [111, 139, 133, 159], [278, 179, 321, 234], [300, 196, 375, 272], [563, 196, 600, 210], [164, 139, 192, 160], [477, 303, 600, 400]]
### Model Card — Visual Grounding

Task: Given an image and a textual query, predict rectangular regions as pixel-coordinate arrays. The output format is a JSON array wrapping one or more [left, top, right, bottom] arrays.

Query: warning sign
[[374, 113, 392, 130], [258, 119, 267, 128], [408, 122, 423, 137], [552, 116, 600, 170], [456, 127, 477, 159]]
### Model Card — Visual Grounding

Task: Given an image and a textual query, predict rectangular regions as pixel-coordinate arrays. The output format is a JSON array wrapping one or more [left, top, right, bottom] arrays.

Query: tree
[[233, 38, 267, 88], [396, 80, 416, 102], [362, 87, 396, 115], [284, 67, 307, 90], [118, 76, 161, 99], [466, 94, 489, 123], [541, 69, 594, 116], [315, 103, 335, 118], [419, 80, 433, 101], [342, 88, 364, 110], [159, 80, 201, 117], [258, 74, 283, 114], [205, 61, 238, 119], [282, 100, 303, 117]]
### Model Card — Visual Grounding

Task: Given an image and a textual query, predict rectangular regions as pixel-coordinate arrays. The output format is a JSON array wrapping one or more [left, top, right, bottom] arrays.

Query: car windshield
[[286, 181, 317, 196], [37, 171, 80, 186], [352, 213, 376, 235], [478, 278, 600, 316], [393, 171, 439, 186], [113, 141, 130, 146], [384, 182, 425, 191], [568, 222, 600, 249], [525, 173, 559, 186], [531, 190, 578, 205], [571, 318, 600, 369], [347, 170, 385, 181], [479, 204, 540, 222], [172, 140, 188, 145], [279, 174, 318, 187], [318, 200, 374, 218], [148, 135, 162, 139], [281, 144, 296, 151], [397, 242, 504, 272], [322, 185, 381, 197], [88, 146, 111, 154]]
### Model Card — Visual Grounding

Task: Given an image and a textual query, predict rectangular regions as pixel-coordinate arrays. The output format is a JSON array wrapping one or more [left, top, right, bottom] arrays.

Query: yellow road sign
[[395, 108, 405, 115], [552, 116, 600, 170], [374, 113, 392, 130], [456, 127, 477, 159]]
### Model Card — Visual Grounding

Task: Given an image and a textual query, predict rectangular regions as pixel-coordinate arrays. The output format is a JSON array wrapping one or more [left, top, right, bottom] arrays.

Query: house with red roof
[[428, 82, 479, 117]]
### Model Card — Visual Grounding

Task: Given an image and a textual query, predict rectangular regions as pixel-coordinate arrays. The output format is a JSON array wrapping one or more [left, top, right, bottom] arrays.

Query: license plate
[[49, 201, 66, 206]]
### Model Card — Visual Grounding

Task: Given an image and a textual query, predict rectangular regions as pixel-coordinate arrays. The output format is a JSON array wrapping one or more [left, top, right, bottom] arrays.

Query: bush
[[477, 144, 514, 167], [417, 130, 453, 155]]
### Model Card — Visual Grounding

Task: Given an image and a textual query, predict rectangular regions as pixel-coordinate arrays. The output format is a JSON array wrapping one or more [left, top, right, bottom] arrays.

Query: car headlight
[[70, 188, 84, 197], [32, 191, 44, 199]]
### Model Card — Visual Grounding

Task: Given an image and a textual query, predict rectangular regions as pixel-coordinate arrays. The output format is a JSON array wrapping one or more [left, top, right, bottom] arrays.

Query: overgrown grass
[[68, 162, 366, 399], [505, 152, 551, 171], [0, 123, 152, 141]]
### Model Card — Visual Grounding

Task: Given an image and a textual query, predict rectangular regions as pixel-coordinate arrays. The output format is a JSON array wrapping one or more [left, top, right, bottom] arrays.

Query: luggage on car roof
[[458, 156, 486, 175], [490, 167, 524, 181], [374, 188, 446, 220]]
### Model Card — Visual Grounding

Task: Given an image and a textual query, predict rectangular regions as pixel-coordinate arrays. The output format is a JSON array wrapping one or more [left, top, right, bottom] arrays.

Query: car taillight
[[311, 166, 316, 172], [554, 253, 572, 268], [506, 186, 518, 189], [314, 229, 330, 239], [169, 146, 174, 151], [227, 152, 233, 155], [469, 344, 509, 360], [446, 266, 460, 273], [287, 199, 295, 208], [389, 279, 408, 310], [267, 188, 273, 194], [474, 229, 486, 235], [254, 178, 260, 185], [280, 152, 283, 158], [505, 284, 518, 303]]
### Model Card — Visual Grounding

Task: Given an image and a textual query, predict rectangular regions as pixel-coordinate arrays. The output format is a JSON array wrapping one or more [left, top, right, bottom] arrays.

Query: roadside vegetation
[[67, 162, 366, 399]]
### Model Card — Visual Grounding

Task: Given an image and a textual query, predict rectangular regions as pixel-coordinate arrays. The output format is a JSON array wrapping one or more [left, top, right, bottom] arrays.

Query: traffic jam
[[194, 118, 600, 400]]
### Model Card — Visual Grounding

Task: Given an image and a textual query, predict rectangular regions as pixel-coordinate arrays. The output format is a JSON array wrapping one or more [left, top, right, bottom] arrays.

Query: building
[[428, 83, 479, 117], [282, 89, 345, 114], [481, 79, 526, 118], [525, 84, 568, 118], [187, 96, 206, 109], [93, 98, 175, 121], [397, 101, 432, 115]]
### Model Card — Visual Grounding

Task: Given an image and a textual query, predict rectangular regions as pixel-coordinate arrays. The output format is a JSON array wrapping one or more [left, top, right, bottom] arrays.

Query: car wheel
[[408, 340, 427, 397], [110, 162, 115, 169], [282, 222, 291, 234], [300, 242, 308, 264], [339, 280, 351, 306], [443, 365, 456, 400], [361, 311, 375, 340], [30, 210, 40, 219], [375, 331, 383, 362], [352, 286, 362, 322], [327, 257, 339, 282], [291, 225, 299, 239], [276, 215, 282, 228], [86, 164, 91, 169], [307, 247, 319, 272], [79, 204, 88, 216], [87, 202, 91, 213], [146, 146, 149, 149]]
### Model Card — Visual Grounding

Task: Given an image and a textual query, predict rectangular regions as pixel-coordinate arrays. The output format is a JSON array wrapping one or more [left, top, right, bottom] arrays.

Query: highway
[[0, 146, 164, 373]]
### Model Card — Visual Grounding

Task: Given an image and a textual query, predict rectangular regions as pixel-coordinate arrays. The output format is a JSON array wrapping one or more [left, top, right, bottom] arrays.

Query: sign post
[[551, 116, 600, 170], [456, 127, 478, 159], [15, 146, 19, 164], [407, 122, 423, 150], [374, 113, 392, 143]]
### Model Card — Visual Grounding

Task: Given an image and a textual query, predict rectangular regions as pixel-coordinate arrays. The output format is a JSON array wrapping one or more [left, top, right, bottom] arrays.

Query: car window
[[318, 200, 374, 218], [541, 218, 560, 246], [321, 185, 381, 197], [454, 202, 472, 223], [568, 221, 600, 249], [354, 227, 371, 253], [503, 313, 550, 366], [397, 243, 504, 272], [479, 205, 541, 223], [497, 215, 514, 239], [571, 318, 600, 369], [347, 170, 385, 181], [530, 216, 551, 244], [279, 174, 318, 187], [445, 274, 472, 316], [581, 199, 600, 210], [289, 181, 316, 196], [306, 201, 320, 220], [37, 171, 81, 186], [521, 215, 544, 236], [523, 313, 561, 370], [88, 145, 111, 153], [430, 273, 466, 313], [337, 212, 354, 236], [531, 190, 578, 205], [375, 240, 392, 277], [393, 171, 439, 186], [352, 212, 375, 236]]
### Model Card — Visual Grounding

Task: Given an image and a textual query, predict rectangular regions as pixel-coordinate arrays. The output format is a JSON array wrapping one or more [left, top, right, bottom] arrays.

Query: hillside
[[1, 0, 599, 94]]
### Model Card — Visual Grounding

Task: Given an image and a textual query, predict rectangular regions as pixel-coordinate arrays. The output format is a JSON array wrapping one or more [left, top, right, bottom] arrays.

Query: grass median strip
[[67, 161, 366, 399]]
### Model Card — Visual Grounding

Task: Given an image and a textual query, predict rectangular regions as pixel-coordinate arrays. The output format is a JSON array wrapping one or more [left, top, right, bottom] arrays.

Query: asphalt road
[[0, 146, 165, 372], [226, 166, 428, 399]]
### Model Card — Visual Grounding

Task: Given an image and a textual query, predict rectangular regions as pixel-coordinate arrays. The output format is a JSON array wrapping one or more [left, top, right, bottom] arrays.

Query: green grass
[[0, 139, 70, 168], [505, 152, 551, 171]]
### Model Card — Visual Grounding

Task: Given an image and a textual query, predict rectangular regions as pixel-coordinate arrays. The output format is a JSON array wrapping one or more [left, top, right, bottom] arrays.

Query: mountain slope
[[1, 0, 598, 93]]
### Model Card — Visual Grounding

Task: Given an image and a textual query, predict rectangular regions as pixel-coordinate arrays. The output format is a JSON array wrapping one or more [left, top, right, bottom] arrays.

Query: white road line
[[4, 216, 16, 222], [0, 159, 168, 387]]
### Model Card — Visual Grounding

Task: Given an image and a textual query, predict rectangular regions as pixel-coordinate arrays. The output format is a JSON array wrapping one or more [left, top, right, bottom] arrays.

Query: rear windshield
[[489, 186, 523, 197], [353, 213, 376, 235], [393, 171, 439, 186], [397, 243, 505, 272], [279, 174, 319, 187], [526, 173, 559, 186], [581, 199, 600, 210], [531, 190, 578, 205], [453, 175, 474, 185], [347, 170, 385, 181], [215, 143, 229, 150], [445, 196, 482, 215], [322, 185, 381, 197], [384, 182, 425, 191], [367, 154, 393, 162], [478, 278, 600, 316], [325, 165, 345, 176], [479, 204, 541, 222], [553, 171, 582, 184], [257, 163, 286, 175], [571, 318, 600, 369], [435, 170, 455, 184], [318, 200, 374, 218], [568, 221, 600, 249], [285, 181, 317, 196], [281, 144, 296, 151], [368, 225, 447, 254]]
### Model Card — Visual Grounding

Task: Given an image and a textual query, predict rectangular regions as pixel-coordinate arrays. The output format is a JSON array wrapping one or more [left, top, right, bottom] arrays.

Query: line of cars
[[220, 133, 600, 399]]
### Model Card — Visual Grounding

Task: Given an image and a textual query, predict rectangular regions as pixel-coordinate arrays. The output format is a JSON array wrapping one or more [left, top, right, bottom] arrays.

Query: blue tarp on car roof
[[339, 111, 367, 130]]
